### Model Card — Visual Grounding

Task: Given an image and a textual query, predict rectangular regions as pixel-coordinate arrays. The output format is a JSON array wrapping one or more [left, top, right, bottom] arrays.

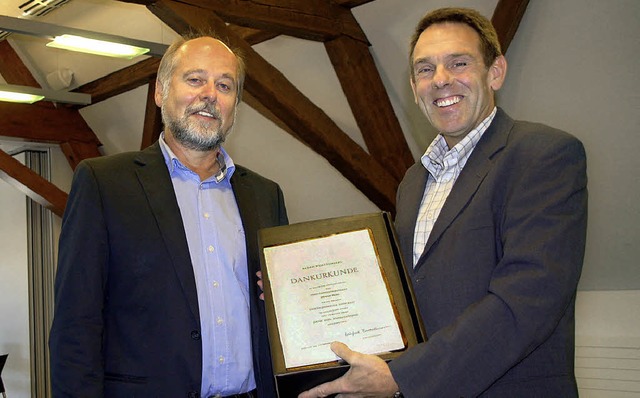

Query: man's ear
[[154, 80, 164, 107], [409, 76, 419, 104], [488, 55, 507, 91]]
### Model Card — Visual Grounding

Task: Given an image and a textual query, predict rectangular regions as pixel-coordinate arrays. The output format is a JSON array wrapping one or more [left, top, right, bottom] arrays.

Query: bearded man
[[49, 33, 288, 398]]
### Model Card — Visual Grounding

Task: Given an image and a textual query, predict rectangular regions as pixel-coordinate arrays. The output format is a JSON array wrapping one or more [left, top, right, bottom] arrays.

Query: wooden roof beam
[[325, 35, 414, 181], [0, 102, 100, 145], [491, 0, 530, 54], [0, 40, 41, 87], [121, 0, 368, 43], [72, 57, 160, 107], [0, 149, 67, 217], [334, 0, 377, 7], [140, 82, 163, 149], [60, 140, 103, 170]]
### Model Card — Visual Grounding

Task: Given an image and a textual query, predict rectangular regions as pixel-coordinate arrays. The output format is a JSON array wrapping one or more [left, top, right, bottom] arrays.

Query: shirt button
[[216, 317, 224, 325], [191, 330, 201, 340], [208, 245, 215, 253], [218, 356, 225, 364], [213, 281, 219, 288], [204, 212, 210, 219]]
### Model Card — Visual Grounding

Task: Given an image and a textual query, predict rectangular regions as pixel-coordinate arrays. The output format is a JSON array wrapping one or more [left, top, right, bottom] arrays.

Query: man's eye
[[417, 66, 433, 75], [453, 61, 467, 68], [218, 83, 230, 92]]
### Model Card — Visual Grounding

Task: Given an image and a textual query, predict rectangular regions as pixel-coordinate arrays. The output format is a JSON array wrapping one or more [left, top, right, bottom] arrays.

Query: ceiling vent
[[20, 0, 72, 18], [0, 0, 72, 40]]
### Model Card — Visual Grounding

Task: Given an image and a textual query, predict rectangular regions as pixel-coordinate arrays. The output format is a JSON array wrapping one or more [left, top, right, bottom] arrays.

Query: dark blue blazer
[[389, 108, 587, 397], [49, 142, 288, 397]]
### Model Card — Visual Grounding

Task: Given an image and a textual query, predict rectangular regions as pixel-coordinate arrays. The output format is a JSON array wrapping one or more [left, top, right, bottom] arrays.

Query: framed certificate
[[258, 212, 425, 397]]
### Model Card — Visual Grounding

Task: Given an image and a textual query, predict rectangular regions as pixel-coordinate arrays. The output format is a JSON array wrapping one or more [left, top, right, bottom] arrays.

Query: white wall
[[497, 0, 640, 291], [0, 153, 31, 397]]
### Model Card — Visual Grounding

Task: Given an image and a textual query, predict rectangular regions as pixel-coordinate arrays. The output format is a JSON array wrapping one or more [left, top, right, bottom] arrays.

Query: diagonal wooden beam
[[60, 140, 103, 170], [146, 0, 398, 210], [0, 149, 68, 217], [334, 0, 377, 7], [491, 0, 530, 54], [121, 0, 368, 43], [141, 82, 163, 149], [0, 102, 101, 144], [72, 57, 160, 107], [0, 40, 41, 87], [325, 35, 414, 181], [121, 0, 377, 9]]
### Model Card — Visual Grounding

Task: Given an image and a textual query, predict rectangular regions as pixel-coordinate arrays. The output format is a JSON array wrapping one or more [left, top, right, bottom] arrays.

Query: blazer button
[[191, 330, 201, 340], [188, 391, 198, 398]]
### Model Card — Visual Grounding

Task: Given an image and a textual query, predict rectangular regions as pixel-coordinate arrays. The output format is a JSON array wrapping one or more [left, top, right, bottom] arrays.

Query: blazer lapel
[[230, 168, 259, 268], [416, 108, 513, 269], [396, 164, 430, 274], [134, 143, 200, 322]]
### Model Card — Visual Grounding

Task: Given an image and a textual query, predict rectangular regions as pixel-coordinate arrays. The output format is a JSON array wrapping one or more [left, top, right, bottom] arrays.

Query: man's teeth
[[435, 96, 461, 107], [197, 111, 214, 117]]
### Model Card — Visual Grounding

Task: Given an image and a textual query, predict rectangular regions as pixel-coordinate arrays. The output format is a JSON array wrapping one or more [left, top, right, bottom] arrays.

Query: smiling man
[[300, 7, 587, 398], [49, 34, 288, 398]]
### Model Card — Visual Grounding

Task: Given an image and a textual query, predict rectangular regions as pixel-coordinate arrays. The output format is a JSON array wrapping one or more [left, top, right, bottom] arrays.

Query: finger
[[256, 270, 262, 278], [330, 341, 355, 363]]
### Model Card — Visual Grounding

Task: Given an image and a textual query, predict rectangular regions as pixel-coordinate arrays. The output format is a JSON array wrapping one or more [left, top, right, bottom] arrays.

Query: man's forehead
[[180, 37, 234, 55], [174, 38, 238, 74], [414, 23, 481, 57]]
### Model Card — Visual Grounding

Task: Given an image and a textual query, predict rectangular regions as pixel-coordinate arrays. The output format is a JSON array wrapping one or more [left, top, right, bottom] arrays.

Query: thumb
[[330, 341, 355, 363]]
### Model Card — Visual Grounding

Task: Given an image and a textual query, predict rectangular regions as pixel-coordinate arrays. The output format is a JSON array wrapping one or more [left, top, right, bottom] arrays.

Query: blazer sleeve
[[49, 161, 108, 397], [389, 130, 588, 397]]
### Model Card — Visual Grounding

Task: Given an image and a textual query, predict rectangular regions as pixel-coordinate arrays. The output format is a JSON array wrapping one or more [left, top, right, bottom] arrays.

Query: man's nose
[[199, 82, 217, 102], [432, 65, 452, 89]]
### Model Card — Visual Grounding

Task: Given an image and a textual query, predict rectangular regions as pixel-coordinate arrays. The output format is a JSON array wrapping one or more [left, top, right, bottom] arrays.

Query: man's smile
[[434, 95, 462, 107]]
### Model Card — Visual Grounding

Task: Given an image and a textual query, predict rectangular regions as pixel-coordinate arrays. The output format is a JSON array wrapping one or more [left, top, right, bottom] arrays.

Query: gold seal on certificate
[[263, 228, 406, 369], [259, 212, 425, 397]]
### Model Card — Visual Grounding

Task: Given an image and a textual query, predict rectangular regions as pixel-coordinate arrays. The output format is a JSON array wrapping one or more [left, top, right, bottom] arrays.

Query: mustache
[[186, 103, 221, 119]]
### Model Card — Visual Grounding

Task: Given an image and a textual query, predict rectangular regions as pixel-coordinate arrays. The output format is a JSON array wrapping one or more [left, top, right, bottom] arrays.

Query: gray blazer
[[49, 142, 288, 397], [389, 108, 587, 397]]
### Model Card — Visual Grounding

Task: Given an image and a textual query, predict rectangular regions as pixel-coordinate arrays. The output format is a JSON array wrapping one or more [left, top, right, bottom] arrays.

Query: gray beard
[[161, 105, 234, 152]]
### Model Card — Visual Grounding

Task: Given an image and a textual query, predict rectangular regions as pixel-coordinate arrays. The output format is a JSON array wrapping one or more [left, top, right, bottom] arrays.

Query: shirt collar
[[421, 107, 497, 175], [158, 133, 236, 183]]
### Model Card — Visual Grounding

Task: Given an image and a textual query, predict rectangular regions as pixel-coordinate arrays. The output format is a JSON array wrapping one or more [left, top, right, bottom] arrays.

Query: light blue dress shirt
[[159, 137, 255, 397]]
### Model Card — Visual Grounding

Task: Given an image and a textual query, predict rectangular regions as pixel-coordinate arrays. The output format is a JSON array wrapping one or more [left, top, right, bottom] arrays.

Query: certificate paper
[[263, 229, 406, 369]]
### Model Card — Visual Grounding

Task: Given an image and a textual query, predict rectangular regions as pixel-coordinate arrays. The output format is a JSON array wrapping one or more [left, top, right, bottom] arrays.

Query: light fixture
[[0, 88, 43, 104], [0, 84, 91, 105], [0, 15, 167, 58], [46, 34, 150, 59]]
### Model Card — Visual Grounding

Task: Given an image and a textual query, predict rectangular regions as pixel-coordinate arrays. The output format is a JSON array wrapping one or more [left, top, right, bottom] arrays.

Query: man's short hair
[[409, 7, 502, 79]]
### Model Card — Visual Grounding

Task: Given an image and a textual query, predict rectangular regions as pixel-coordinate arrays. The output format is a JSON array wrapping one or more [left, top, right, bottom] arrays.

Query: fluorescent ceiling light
[[0, 89, 44, 104], [0, 84, 91, 105], [47, 34, 150, 59], [0, 15, 168, 58]]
